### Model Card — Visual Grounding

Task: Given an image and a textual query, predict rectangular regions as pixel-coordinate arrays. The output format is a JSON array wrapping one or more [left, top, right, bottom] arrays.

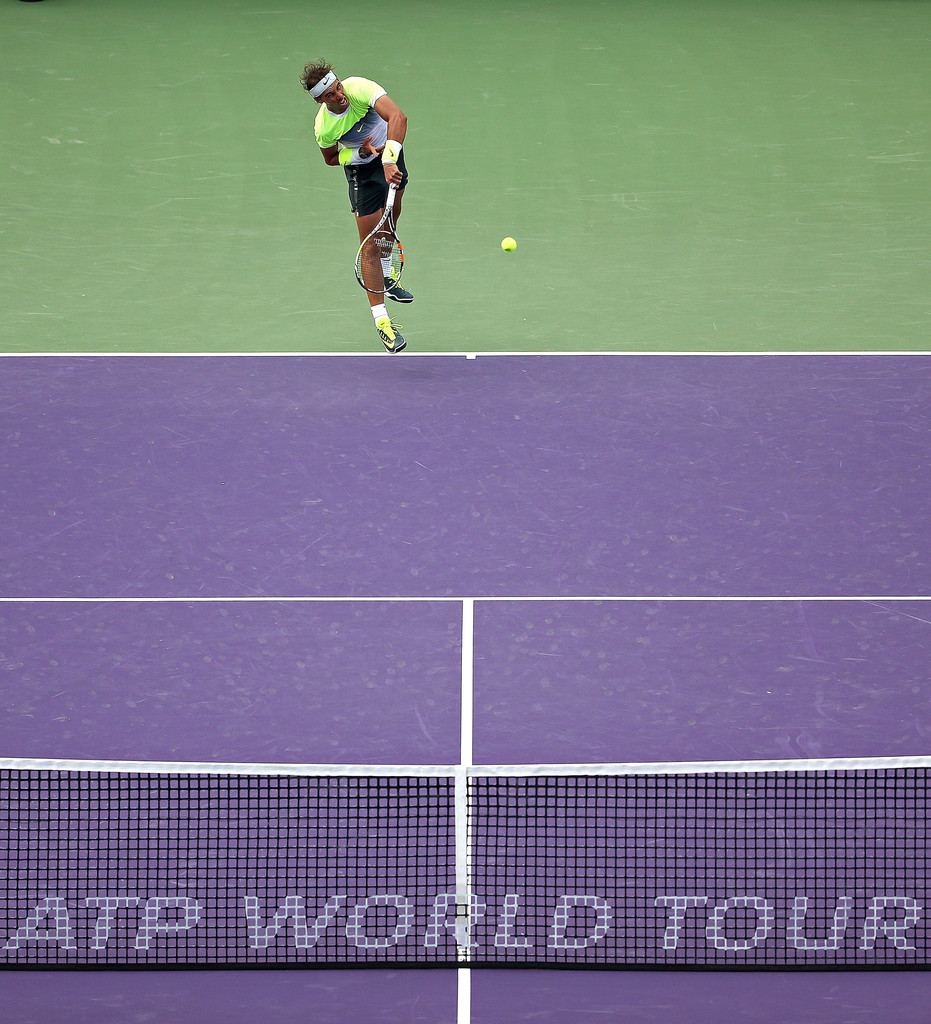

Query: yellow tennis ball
[[501, 237, 517, 252]]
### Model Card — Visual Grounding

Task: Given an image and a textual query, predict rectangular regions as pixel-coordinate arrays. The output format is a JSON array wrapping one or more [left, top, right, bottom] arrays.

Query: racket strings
[[376, 233, 403, 288], [357, 237, 386, 294], [356, 231, 403, 293]]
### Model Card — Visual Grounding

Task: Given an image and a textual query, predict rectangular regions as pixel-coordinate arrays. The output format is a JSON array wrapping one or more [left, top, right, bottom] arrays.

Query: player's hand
[[370, 143, 403, 184], [358, 135, 376, 159]]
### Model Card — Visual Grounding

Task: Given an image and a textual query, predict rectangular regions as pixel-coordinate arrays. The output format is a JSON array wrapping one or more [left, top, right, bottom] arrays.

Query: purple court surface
[[1, 354, 929, 599], [2, 353, 930, 1023]]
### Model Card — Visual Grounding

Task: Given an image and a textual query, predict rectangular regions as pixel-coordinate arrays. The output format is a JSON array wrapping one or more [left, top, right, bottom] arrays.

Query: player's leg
[[355, 209, 386, 307], [381, 188, 412, 305], [355, 207, 406, 354], [348, 160, 409, 352], [382, 151, 413, 305]]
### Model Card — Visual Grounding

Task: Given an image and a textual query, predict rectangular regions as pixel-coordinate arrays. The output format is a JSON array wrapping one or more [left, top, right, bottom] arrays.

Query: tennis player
[[301, 61, 411, 353]]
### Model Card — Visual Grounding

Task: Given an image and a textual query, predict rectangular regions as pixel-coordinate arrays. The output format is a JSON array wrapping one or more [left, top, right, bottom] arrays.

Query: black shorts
[[345, 151, 409, 217]]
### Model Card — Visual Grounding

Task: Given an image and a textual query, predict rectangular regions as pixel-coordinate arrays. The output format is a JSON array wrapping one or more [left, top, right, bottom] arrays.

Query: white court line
[[456, 599, 474, 1024], [1, 595, 929, 603], [0, 350, 928, 358], [460, 598, 475, 768], [458, 968, 471, 1024]]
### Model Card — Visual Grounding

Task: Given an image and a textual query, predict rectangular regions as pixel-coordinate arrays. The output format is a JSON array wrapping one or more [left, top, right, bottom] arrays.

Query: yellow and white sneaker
[[376, 316, 407, 354]]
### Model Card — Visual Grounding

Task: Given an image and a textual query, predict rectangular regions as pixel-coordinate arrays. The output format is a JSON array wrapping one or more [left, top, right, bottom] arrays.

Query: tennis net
[[0, 758, 927, 969]]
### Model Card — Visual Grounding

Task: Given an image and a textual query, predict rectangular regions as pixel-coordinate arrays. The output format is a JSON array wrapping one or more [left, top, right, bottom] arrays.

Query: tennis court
[[3, 1, 930, 1022]]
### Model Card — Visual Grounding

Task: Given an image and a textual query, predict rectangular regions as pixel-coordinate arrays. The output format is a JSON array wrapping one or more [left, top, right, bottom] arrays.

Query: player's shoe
[[384, 279, 414, 303], [376, 316, 407, 354]]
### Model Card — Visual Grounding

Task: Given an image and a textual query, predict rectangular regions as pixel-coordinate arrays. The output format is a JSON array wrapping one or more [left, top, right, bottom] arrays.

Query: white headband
[[310, 70, 338, 98]]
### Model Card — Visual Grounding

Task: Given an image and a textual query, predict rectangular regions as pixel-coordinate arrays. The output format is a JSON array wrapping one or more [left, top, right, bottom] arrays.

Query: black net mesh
[[469, 770, 928, 967], [0, 771, 455, 967], [0, 766, 926, 969]]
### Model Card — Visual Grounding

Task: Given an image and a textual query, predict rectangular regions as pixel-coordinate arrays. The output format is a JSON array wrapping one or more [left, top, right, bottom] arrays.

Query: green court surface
[[2, 0, 928, 354]]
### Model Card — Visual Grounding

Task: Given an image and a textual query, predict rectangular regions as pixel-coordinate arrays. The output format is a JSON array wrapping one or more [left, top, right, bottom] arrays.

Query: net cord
[[2, 754, 928, 777]]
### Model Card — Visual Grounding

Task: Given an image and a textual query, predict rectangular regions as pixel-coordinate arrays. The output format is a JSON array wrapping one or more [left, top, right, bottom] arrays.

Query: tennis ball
[[501, 237, 517, 252]]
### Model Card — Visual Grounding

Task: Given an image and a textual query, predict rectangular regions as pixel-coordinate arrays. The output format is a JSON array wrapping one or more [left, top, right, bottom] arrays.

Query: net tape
[[0, 762, 927, 969]]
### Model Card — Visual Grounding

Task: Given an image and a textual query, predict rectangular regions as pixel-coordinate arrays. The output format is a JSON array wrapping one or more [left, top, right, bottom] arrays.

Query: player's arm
[[374, 95, 407, 147], [374, 95, 407, 185], [319, 143, 340, 167]]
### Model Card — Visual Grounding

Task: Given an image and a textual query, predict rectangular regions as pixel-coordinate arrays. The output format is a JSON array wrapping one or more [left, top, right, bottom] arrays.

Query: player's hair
[[300, 60, 334, 93]]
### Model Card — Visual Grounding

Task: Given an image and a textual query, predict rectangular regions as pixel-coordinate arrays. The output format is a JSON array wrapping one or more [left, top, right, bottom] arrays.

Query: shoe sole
[[386, 293, 413, 303]]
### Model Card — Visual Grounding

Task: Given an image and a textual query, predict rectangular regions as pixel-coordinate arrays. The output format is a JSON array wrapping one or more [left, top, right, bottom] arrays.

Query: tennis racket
[[354, 183, 404, 294]]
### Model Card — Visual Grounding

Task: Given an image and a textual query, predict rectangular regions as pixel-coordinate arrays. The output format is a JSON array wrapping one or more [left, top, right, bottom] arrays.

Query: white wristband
[[383, 139, 402, 164]]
